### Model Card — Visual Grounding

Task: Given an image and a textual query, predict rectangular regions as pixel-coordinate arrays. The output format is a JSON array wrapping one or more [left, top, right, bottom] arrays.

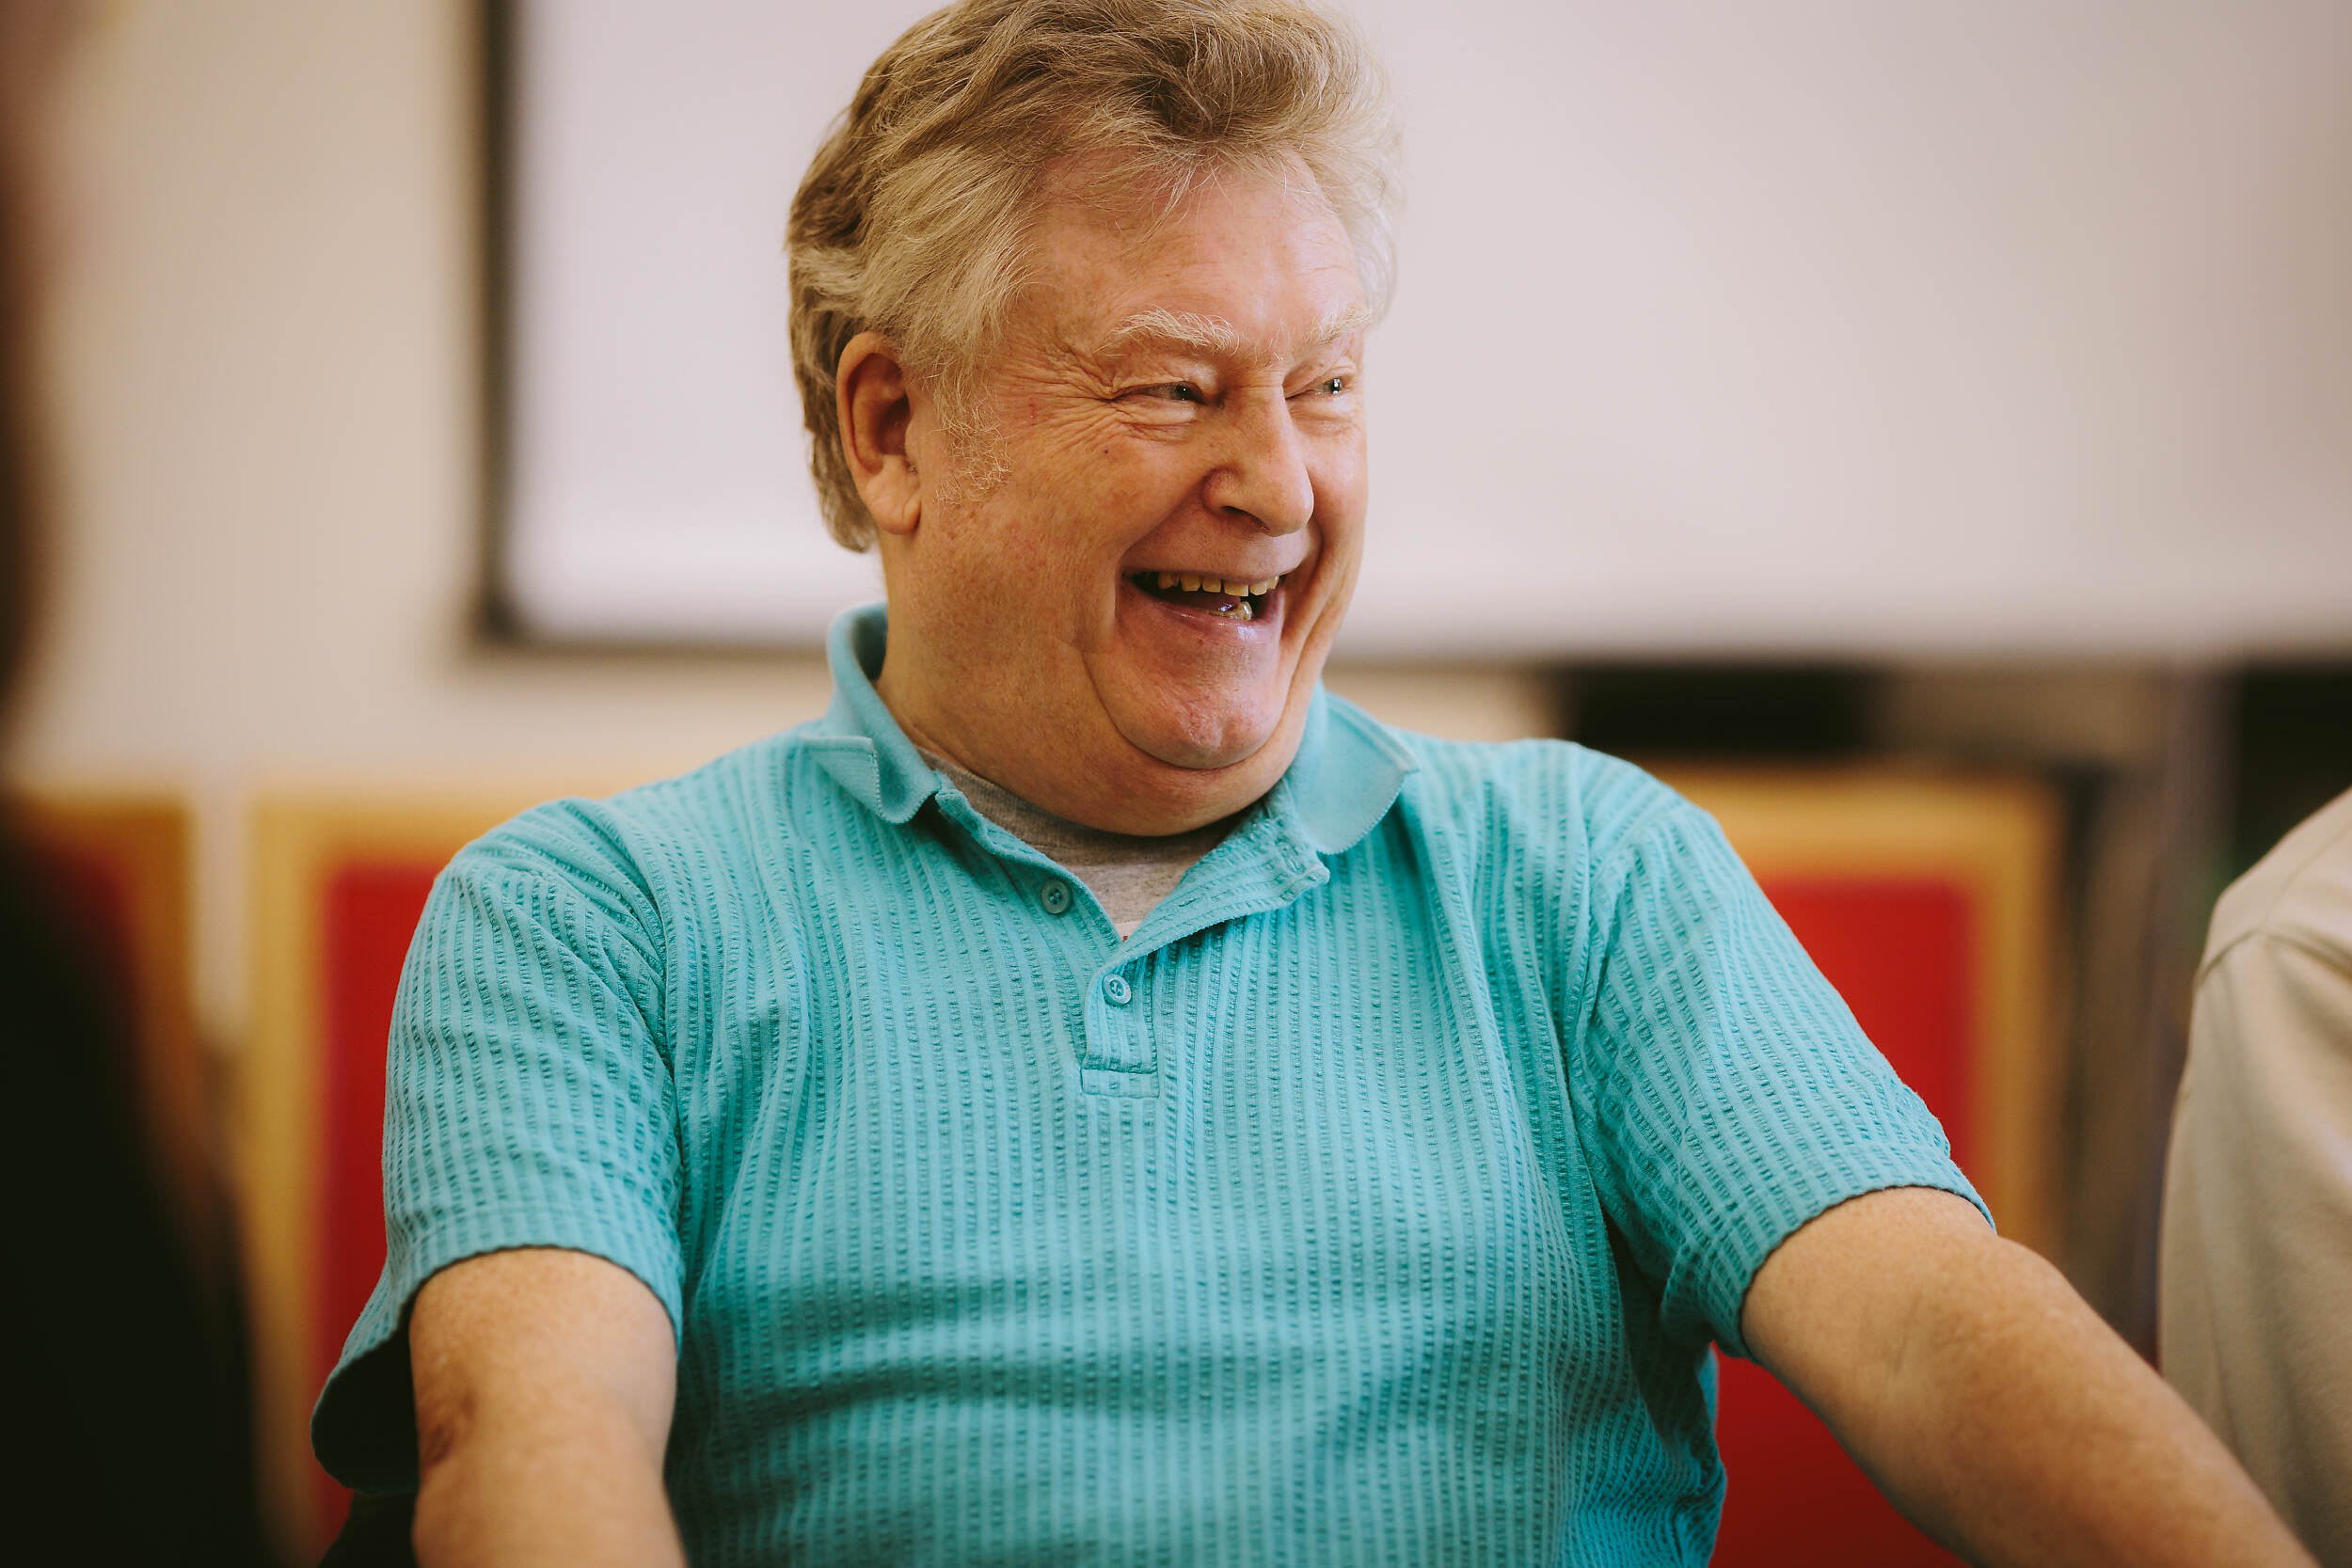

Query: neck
[[873, 651, 1294, 837]]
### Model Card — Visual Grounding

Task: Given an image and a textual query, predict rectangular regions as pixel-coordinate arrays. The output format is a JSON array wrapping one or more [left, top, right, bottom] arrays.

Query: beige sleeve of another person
[[2161, 788, 2352, 1568]]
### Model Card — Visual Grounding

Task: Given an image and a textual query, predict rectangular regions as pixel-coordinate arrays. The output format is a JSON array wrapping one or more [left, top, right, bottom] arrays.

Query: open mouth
[[1127, 570, 1285, 623]]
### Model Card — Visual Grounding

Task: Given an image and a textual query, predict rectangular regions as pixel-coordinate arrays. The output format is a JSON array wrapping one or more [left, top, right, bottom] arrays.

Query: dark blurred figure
[[1, 4, 280, 1562]]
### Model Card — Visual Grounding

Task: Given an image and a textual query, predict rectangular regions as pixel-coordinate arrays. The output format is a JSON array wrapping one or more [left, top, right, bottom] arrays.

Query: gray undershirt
[[919, 749, 1235, 939]]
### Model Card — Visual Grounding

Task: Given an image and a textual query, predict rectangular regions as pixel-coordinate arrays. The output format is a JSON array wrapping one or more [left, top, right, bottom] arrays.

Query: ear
[[836, 330, 922, 538]]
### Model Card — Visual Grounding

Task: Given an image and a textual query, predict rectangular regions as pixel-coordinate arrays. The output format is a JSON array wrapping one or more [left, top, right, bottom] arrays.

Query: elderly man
[[314, 2, 2309, 1563]]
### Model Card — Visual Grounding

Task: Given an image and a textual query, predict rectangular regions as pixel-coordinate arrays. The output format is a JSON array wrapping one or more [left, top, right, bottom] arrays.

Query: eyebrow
[[1096, 301, 1375, 363], [1102, 309, 1244, 358]]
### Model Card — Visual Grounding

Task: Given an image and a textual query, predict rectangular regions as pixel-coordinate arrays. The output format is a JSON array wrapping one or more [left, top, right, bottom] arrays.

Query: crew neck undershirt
[[915, 748, 1235, 938]]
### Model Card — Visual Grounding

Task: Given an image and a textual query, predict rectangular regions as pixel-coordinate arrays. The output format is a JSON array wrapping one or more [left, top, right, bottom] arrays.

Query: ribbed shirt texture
[[314, 600, 1986, 1566]]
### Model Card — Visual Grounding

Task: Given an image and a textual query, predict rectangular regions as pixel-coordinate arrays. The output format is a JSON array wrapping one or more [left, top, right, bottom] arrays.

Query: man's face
[[878, 156, 1370, 830]]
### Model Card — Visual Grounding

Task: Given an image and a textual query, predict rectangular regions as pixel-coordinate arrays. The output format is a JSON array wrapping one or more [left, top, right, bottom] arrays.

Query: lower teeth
[[1213, 599, 1254, 621]]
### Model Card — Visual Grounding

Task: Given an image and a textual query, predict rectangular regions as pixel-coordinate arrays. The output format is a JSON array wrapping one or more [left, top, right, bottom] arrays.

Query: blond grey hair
[[787, 0, 1402, 550]]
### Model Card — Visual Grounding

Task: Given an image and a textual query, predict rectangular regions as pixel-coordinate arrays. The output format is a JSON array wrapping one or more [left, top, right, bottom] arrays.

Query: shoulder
[[438, 727, 828, 935], [1337, 693, 1704, 871], [2201, 786, 2352, 977]]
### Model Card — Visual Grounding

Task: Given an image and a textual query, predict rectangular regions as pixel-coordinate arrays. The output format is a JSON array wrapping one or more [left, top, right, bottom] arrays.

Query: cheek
[[1021, 431, 1195, 547], [1320, 422, 1370, 501]]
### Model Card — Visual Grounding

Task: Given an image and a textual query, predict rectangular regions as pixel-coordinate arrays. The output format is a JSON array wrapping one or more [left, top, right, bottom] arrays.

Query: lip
[[1119, 571, 1291, 641]]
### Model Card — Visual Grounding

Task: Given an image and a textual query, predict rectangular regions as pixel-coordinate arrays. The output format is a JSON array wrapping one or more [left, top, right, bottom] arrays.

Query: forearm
[[412, 1406, 686, 1568], [1850, 1237, 2312, 1568]]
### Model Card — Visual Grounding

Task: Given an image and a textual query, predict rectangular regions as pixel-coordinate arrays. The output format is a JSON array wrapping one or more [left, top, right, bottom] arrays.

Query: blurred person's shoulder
[[2201, 786, 2352, 974]]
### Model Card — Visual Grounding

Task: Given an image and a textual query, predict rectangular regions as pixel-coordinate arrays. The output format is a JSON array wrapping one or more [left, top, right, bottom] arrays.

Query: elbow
[[409, 1384, 484, 1565], [414, 1372, 480, 1483]]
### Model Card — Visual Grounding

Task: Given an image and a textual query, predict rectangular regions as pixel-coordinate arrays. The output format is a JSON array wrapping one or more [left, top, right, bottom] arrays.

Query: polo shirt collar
[[805, 601, 944, 825], [1267, 674, 1420, 858], [807, 600, 1415, 855]]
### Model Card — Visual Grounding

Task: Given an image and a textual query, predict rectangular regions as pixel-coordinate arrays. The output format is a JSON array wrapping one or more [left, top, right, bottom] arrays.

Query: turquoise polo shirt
[[314, 600, 1987, 1565]]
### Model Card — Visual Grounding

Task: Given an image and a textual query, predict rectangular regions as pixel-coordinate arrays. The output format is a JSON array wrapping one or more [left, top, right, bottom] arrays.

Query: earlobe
[[836, 331, 923, 537]]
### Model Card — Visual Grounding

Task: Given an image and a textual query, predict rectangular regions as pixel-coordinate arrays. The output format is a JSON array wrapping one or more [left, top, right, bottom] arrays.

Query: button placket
[[1076, 964, 1154, 1095]]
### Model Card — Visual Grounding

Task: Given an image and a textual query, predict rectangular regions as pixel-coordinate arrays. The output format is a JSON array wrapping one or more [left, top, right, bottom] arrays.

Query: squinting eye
[[1120, 383, 1205, 406]]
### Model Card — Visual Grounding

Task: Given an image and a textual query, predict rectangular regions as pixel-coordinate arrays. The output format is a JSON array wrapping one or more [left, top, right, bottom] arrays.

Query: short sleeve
[[310, 805, 684, 1493], [1573, 795, 1991, 1359]]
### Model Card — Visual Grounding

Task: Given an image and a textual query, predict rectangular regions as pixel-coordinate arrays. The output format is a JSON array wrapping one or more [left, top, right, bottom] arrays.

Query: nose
[[1201, 391, 1314, 536]]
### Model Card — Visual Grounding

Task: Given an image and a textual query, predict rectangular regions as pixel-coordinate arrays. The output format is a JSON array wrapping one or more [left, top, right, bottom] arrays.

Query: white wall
[[20, 0, 1557, 1044], [505, 0, 2352, 657]]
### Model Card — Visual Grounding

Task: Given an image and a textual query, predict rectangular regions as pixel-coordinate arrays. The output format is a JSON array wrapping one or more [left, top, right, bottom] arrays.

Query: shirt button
[[1101, 974, 1133, 1006], [1040, 879, 1073, 916]]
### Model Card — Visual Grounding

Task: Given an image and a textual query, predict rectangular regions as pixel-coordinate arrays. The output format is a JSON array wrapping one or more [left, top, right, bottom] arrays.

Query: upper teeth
[[1157, 572, 1280, 596]]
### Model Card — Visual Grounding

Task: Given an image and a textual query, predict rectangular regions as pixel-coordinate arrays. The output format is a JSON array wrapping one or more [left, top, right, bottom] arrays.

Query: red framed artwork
[[1651, 766, 2063, 1568]]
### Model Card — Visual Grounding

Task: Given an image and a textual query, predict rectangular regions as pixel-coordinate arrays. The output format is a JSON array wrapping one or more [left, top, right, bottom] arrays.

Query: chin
[[1120, 691, 1288, 774]]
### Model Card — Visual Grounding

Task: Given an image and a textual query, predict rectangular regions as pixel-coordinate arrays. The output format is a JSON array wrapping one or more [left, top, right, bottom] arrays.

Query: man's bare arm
[[409, 1247, 686, 1568], [1741, 1186, 2314, 1567]]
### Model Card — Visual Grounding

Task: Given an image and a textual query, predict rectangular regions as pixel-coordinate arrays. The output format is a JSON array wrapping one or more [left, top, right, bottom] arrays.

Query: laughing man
[[315, 3, 2311, 1563]]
